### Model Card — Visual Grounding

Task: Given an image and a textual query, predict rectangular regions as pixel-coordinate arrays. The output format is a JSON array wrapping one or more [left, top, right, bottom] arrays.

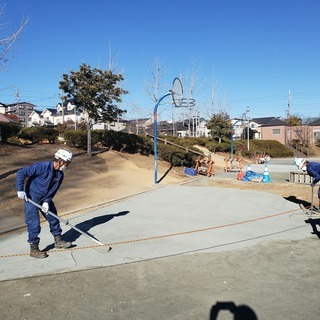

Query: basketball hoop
[[170, 77, 183, 107], [178, 98, 195, 108], [153, 77, 184, 184]]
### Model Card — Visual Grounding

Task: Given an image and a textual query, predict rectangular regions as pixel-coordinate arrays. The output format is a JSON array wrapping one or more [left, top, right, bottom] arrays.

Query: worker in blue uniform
[[16, 148, 73, 258], [296, 158, 320, 210]]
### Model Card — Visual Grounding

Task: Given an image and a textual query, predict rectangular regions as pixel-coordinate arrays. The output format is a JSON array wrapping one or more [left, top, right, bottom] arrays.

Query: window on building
[[314, 131, 320, 141], [272, 129, 280, 135], [19, 105, 25, 109]]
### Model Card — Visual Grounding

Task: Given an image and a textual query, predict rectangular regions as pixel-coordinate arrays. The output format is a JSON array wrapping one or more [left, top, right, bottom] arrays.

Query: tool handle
[[27, 198, 105, 246]]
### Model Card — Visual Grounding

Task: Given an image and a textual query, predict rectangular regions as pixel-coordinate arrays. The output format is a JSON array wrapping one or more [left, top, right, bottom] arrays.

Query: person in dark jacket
[[296, 158, 320, 209], [16, 148, 73, 258]]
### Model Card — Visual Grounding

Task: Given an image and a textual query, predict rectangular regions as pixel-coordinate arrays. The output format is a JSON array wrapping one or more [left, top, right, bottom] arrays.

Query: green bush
[[101, 131, 153, 154], [0, 122, 21, 142], [227, 139, 294, 158], [205, 140, 230, 153], [157, 143, 197, 167], [64, 130, 87, 148], [62, 129, 154, 154], [18, 127, 59, 144]]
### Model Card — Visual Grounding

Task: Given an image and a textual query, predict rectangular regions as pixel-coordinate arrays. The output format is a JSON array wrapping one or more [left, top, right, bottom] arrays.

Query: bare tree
[[144, 58, 168, 125], [0, 4, 29, 70], [181, 57, 205, 136], [292, 125, 311, 148], [145, 58, 167, 103]]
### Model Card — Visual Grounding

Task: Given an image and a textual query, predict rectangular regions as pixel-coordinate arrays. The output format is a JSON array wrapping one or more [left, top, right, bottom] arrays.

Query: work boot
[[30, 243, 48, 259], [54, 235, 71, 249]]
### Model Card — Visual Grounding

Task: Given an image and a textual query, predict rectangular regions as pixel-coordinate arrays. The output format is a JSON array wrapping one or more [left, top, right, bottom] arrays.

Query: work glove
[[41, 202, 49, 214], [17, 191, 27, 201]]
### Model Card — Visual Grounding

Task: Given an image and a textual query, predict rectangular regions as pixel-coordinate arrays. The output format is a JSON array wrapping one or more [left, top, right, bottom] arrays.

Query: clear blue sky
[[1, 0, 320, 121]]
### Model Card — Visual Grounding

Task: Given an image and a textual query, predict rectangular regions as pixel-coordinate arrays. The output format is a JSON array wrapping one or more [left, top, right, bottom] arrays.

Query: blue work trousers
[[24, 200, 62, 244]]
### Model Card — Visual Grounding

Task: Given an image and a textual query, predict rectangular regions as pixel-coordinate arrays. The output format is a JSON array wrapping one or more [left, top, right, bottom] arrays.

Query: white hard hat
[[55, 148, 73, 162], [295, 158, 305, 169]]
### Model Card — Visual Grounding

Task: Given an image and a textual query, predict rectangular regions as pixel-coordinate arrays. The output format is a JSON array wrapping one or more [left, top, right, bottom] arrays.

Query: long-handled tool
[[28, 198, 106, 247], [310, 185, 314, 214], [298, 185, 320, 215]]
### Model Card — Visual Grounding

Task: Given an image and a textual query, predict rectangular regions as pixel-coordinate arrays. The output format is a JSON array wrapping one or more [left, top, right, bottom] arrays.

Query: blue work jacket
[[307, 162, 320, 184], [16, 161, 64, 203]]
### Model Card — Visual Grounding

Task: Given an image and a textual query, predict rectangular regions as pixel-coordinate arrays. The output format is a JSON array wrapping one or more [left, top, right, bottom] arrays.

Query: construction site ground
[[1, 143, 320, 320]]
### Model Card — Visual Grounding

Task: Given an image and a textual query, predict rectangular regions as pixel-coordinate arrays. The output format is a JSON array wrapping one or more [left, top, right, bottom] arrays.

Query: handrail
[[148, 134, 204, 156]]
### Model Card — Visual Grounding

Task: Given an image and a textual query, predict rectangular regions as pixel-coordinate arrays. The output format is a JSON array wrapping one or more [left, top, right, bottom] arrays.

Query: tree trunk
[[87, 121, 92, 157]]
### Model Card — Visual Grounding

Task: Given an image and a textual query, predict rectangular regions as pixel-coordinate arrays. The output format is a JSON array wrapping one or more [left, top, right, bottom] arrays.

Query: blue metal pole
[[153, 92, 171, 184]]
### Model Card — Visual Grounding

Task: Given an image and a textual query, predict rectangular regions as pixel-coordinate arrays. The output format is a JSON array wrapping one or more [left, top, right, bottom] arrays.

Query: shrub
[[17, 127, 59, 144], [0, 122, 21, 142], [101, 131, 153, 154], [157, 143, 197, 167], [64, 130, 87, 148], [228, 139, 294, 158]]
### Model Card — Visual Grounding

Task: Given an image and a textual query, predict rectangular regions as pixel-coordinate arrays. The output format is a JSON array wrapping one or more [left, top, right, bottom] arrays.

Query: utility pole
[[60, 89, 65, 123], [14, 88, 21, 124], [14, 87, 20, 106], [287, 89, 291, 118], [246, 107, 250, 151]]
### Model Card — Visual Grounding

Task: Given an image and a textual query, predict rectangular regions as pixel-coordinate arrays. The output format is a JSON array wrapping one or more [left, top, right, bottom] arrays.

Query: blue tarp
[[242, 170, 264, 182]]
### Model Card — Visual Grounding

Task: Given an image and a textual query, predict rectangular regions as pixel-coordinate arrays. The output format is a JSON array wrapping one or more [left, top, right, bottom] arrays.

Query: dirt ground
[[1, 143, 320, 320]]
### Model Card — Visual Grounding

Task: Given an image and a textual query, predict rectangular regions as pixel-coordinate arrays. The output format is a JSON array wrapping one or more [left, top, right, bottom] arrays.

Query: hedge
[[0, 122, 21, 143]]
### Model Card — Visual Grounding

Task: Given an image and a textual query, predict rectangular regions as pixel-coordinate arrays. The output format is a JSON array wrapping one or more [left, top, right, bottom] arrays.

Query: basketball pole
[[153, 92, 172, 184]]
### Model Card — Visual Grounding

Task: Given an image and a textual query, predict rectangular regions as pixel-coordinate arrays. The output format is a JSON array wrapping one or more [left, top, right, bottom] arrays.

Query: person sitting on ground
[[16, 148, 74, 259], [296, 158, 320, 209]]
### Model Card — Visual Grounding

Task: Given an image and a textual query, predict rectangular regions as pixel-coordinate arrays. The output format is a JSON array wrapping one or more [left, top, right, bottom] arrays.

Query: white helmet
[[295, 158, 305, 170], [55, 148, 73, 162]]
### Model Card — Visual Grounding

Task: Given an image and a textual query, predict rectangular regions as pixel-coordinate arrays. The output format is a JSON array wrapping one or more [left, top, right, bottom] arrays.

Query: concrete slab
[[0, 184, 312, 282]]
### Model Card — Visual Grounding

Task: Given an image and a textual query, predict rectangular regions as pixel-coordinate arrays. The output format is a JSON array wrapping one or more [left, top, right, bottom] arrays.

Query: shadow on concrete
[[284, 195, 310, 207], [209, 301, 258, 319], [43, 210, 129, 251], [305, 218, 320, 239], [157, 164, 173, 184]]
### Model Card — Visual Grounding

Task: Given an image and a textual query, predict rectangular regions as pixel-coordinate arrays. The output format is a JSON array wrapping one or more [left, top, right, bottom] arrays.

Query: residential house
[[175, 121, 190, 137], [55, 101, 82, 127], [0, 103, 6, 114], [124, 118, 153, 134], [93, 118, 128, 131], [28, 100, 83, 128], [289, 119, 320, 147], [308, 119, 320, 145], [194, 118, 210, 137], [0, 113, 20, 124], [5, 102, 35, 127], [41, 108, 57, 126], [251, 117, 291, 145], [28, 110, 42, 126], [231, 118, 246, 139]]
